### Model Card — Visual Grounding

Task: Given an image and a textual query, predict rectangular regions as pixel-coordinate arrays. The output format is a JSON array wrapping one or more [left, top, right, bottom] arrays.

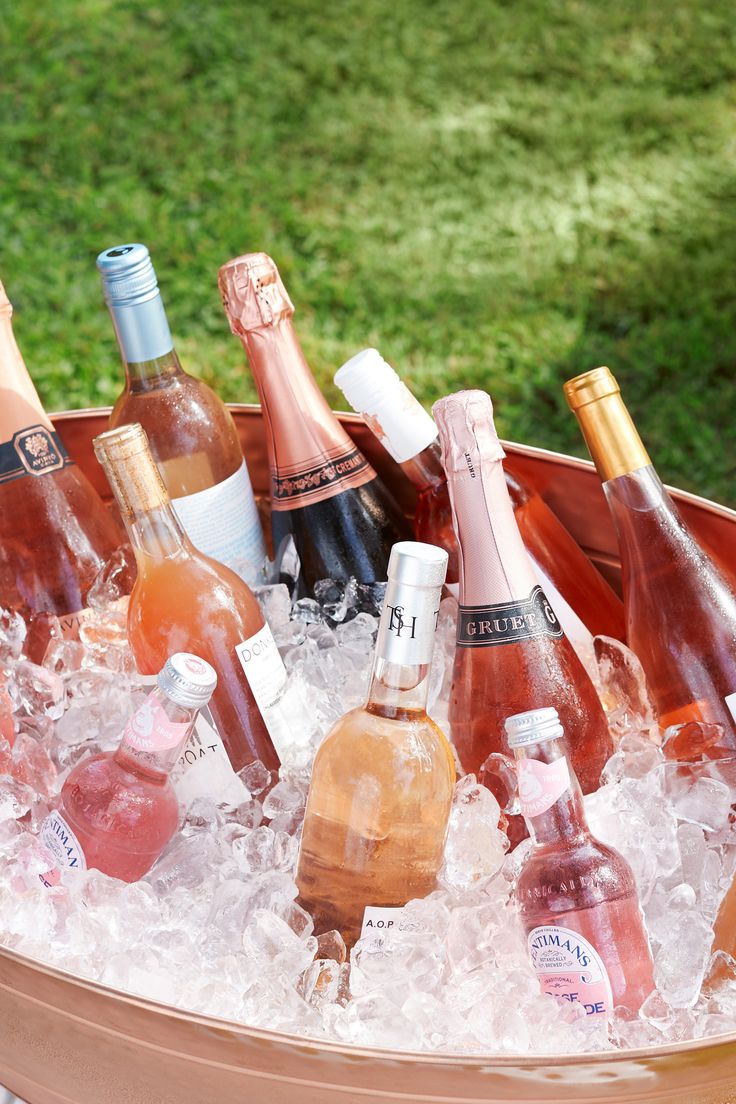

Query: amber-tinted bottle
[[433, 391, 612, 820], [0, 279, 120, 636], [98, 244, 266, 581], [334, 348, 625, 642], [565, 367, 736, 744], [93, 423, 283, 774], [218, 254, 409, 590], [296, 542, 455, 947]]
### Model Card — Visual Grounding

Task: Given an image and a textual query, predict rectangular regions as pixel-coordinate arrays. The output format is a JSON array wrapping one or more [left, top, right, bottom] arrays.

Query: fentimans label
[[458, 585, 562, 648]]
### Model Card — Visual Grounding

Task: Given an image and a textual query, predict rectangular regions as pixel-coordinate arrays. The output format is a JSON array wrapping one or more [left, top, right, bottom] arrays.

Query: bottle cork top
[[432, 390, 506, 475], [218, 252, 295, 335]]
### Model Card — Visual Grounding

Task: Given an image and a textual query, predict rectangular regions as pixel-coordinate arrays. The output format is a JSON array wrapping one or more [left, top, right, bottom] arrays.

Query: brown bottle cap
[[218, 253, 295, 335], [563, 366, 620, 411]]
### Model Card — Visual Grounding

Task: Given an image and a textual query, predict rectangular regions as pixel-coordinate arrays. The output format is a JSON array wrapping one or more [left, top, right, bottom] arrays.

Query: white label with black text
[[40, 811, 87, 871], [726, 692, 736, 724], [171, 460, 266, 577], [360, 905, 406, 946], [172, 709, 249, 808], [235, 624, 292, 757]]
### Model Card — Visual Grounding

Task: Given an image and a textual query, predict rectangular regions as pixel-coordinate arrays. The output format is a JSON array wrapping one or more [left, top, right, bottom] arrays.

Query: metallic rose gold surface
[[218, 254, 377, 508], [2, 403, 735, 1104], [0, 282, 55, 439]]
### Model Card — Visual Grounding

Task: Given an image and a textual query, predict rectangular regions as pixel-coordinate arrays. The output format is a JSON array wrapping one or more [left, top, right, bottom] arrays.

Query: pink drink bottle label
[[40, 811, 87, 872], [517, 757, 570, 817], [124, 694, 189, 753], [528, 925, 613, 1020]]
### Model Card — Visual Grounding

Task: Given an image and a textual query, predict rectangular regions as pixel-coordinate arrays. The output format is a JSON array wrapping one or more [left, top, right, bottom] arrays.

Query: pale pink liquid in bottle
[[40, 653, 216, 883], [508, 708, 654, 1020]]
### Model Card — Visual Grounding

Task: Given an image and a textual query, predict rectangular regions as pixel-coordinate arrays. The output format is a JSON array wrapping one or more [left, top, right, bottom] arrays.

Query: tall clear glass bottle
[[296, 541, 455, 947], [334, 347, 625, 642], [218, 253, 410, 590], [508, 707, 654, 1020], [565, 367, 736, 743], [98, 243, 266, 581], [433, 390, 612, 819], [0, 278, 121, 636], [94, 423, 285, 773]]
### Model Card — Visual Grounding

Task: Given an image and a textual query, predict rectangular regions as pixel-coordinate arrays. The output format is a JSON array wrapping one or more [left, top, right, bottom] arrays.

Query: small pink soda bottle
[[506, 707, 654, 1021], [40, 653, 216, 883]]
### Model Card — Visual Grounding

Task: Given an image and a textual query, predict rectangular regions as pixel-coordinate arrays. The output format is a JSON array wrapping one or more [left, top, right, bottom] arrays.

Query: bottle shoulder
[[516, 832, 636, 913], [316, 705, 455, 767]]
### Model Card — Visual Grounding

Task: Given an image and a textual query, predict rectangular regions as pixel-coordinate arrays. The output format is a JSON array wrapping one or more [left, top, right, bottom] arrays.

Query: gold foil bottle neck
[[218, 253, 295, 336], [433, 389, 506, 477], [564, 367, 651, 482], [94, 423, 169, 518]]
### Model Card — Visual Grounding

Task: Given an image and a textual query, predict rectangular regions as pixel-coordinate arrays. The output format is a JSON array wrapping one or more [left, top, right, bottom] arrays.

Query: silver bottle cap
[[504, 707, 564, 748], [387, 541, 448, 589], [157, 653, 217, 710], [97, 243, 160, 306]]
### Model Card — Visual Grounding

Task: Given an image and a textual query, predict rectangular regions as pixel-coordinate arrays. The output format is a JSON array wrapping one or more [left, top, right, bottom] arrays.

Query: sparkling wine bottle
[[218, 254, 410, 590], [93, 423, 285, 773], [508, 707, 654, 1020], [0, 279, 121, 636], [565, 367, 736, 743], [334, 348, 625, 641], [40, 653, 216, 883], [98, 243, 267, 582], [296, 541, 455, 947], [433, 391, 612, 812]]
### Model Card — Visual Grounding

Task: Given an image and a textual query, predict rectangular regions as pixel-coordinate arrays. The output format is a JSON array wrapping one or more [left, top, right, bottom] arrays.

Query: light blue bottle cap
[[97, 243, 173, 362], [96, 243, 159, 306]]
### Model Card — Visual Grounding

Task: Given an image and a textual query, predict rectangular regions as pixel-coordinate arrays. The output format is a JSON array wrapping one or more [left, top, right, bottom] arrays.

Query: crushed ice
[[1, 563, 736, 1056]]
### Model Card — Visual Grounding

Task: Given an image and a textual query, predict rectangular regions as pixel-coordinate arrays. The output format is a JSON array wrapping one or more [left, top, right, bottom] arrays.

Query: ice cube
[[440, 775, 508, 897]]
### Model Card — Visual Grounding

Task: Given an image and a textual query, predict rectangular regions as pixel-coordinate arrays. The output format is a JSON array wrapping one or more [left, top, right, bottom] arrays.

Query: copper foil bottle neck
[[564, 367, 651, 482], [218, 253, 295, 335], [94, 423, 170, 520]]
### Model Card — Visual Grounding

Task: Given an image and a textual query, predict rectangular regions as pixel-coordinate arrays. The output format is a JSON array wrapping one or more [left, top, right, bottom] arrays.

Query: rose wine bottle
[[334, 348, 625, 641], [433, 391, 612, 809], [296, 541, 455, 947], [0, 279, 121, 636], [565, 367, 736, 743], [218, 253, 410, 590], [98, 243, 266, 582], [93, 423, 285, 773], [508, 707, 654, 1020], [40, 653, 216, 883]]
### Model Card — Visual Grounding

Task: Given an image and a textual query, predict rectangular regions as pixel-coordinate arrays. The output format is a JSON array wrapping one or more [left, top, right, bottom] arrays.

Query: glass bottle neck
[[127, 503, 192, 565], [366, 657, 432, 718], [366, 577, 443, 717], [114, 686, 197, 780], [124, 348, 185, 392], [516, 737, 588, 846], [399, 439, 446, 492]]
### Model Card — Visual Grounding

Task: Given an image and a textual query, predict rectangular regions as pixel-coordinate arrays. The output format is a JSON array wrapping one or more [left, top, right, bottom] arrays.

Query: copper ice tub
[[2, 404, 736, 1104]]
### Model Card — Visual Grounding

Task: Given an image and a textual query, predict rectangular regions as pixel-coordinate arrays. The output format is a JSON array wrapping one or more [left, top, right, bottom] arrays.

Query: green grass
[[2, 0, 736, 502]]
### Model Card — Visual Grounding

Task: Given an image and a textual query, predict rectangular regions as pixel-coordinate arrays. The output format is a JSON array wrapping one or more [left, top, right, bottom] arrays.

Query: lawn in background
[[1, 0, 735, 502]]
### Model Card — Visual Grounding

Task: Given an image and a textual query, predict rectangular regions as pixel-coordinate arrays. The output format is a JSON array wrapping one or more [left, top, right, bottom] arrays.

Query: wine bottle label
[[235, 624, 292, 756], [171, 460, 266, 576], [0, 425, 72, 484], [725, 692, 736, 723], [270, 442, 375, 510], [517, 757, 571, 817], [39, 811, 87, 872], [172, 709, 250, 808], [457, 585, 562, 648], [360, 905, 406, 947], [528, 925, 613, 1020], [123, 694, 190, 753], [375, 579, 443, 666]]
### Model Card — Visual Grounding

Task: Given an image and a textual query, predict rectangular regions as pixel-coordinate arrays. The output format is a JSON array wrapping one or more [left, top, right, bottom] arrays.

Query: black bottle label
[[0, 425, 72, 483], [457, 585, 563, 647]]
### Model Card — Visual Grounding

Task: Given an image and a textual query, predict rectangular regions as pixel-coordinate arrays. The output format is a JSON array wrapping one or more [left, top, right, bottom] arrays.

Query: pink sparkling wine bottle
[[39, 653, 217, 884], [507, 707, 655, 1021]]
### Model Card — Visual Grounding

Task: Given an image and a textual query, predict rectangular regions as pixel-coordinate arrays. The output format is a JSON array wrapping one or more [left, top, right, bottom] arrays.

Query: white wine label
[[171, 460, 266, 576], [528, 925, 613, 1020], [375, 579, 443, 667], [360, 905, 406, 947], [235, 624, 292, 757], [725, 692, 736, 724], [517, 756, 571, 818], [40, 811, 87, 872], [171, 709, 249, 808]]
